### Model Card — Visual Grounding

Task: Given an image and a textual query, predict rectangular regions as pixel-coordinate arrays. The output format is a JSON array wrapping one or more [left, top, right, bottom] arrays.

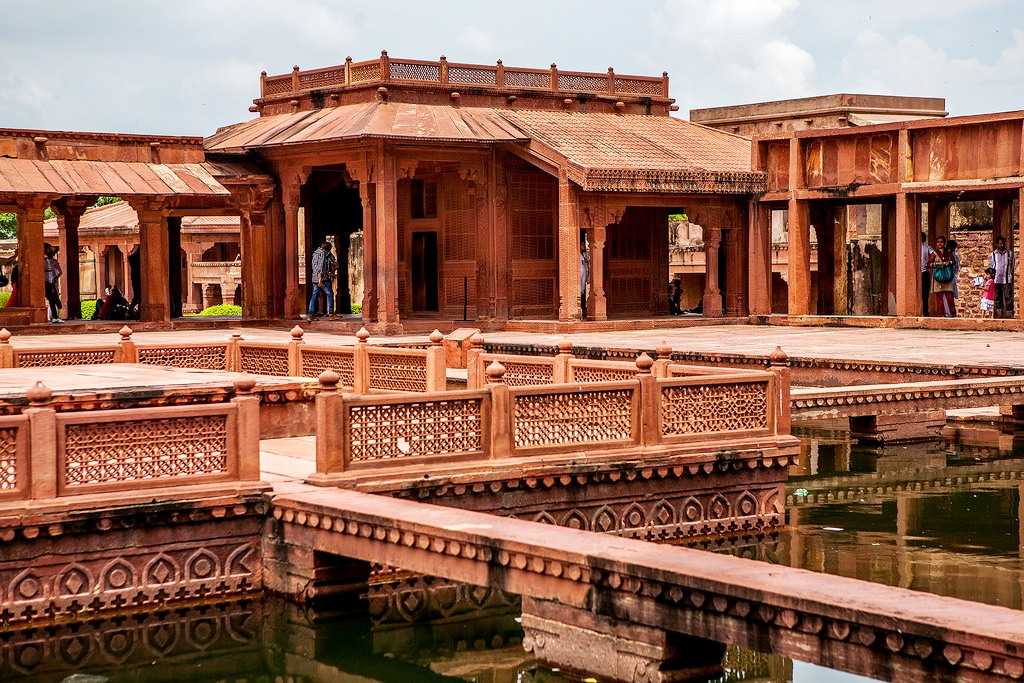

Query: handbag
[[933, 263, 955, 284]]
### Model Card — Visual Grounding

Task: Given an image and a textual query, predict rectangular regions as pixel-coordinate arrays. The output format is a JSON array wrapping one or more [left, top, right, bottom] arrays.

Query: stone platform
[[0, 363, 318, 438]]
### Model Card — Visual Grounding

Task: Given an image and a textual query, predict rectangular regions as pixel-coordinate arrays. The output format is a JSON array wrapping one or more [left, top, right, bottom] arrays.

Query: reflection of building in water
[[783, 428, 1024, 610]]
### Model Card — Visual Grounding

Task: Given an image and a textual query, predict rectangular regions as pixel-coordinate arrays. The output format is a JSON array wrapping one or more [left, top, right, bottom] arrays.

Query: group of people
[[921, 232, 1015, 319]]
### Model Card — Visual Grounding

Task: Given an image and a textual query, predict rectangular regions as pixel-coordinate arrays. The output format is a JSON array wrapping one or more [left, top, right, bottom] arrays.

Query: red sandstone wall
[[950, 228, 1021, 318]]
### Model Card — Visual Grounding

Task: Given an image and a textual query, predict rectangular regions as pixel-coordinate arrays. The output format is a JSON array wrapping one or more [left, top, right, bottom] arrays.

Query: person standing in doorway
[[307, 239, 337, 318], [989, 236, 1015, 318], [920, 231, 935, 316], [930, 236, 956, 318], [44, 243, 63, 323]]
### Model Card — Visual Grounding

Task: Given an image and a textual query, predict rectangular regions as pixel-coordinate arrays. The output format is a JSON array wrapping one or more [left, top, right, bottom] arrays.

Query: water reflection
[[779, 423, 1024, 608]]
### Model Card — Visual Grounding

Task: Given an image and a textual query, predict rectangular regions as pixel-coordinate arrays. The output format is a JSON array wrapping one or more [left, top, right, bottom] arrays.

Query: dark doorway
[[411, 232, 438, 312]]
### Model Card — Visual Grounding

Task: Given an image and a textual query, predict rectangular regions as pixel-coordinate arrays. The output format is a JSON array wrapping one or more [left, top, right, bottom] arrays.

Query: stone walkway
[[484, 325, 1024, 368], [6, 323, 1024, 369]]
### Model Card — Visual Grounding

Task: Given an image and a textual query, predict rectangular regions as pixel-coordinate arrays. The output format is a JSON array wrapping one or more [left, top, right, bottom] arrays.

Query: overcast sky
[[2, 0, 1022, 136]]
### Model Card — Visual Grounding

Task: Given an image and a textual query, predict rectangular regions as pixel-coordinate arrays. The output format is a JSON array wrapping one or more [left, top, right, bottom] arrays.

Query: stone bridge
[[268, 486, 1024, 682], [792, 375, 1024, 443]]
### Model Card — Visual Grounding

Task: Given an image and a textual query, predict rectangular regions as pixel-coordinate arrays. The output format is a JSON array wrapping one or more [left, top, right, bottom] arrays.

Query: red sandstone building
[[0, 53, 1020, 329]]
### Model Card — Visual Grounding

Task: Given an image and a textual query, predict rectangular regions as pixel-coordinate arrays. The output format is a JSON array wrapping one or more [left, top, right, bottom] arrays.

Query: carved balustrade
[[0, 378, 261, 505], [313, 355, 789, 477], [0, 326, 447, 394]]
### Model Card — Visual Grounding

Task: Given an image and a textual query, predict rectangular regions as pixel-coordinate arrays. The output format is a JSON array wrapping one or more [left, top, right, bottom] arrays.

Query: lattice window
[[660, 382, 768, 436], [611, 278, 651, 306], [449, 66, 497, 85], [510, 172, 555, 261], [350, 62, 380, 83], [263, 77, 292, 96], [348, 398, 483, 461], [63, 415, 229, 487], [511, 277, 555, 310], [299, 68, 345, 88], [443, 181, 475, 262], [368, 353, 428, 392], [500, 360, 554, 386], [614, 77, 663, 96], [138, 346, 228, 370], [558, 73, 607, 92], [0, 427, 17, 490], [302, 349, 355, 386], [443, 277, 476, 311], [239, 346, 290, 376], [571, 365, 638, 383], [390, 61, 440, 82], [17, 349, 116, 367], [504, 69, 549, 89], [513, 389, 633, 448]]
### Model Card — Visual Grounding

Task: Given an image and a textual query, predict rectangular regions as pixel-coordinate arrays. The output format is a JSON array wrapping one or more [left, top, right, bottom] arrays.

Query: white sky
[[2, 0, 1021, 136]]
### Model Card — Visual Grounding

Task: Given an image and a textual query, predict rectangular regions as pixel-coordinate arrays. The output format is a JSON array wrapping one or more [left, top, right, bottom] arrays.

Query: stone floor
[[9, 323, 1024, 368], [484, 325, 1024, 368]]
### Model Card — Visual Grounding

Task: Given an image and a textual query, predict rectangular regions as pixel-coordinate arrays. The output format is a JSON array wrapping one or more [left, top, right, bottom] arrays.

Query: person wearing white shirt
[[920, 232, 935, 316], [988, 236, 1015, 318]]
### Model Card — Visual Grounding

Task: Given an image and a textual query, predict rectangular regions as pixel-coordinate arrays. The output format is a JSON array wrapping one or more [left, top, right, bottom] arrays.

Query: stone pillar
[[881, 200, 897, 315], [282, 184, 303, 319], [556, 169, 581, 321], [358, 182, 377, 323], [167, 216, 183, 319], [702, 227, 723, 317], [895, 192, 920, 317], [54, 200, 87, 320], [590, 224, 607, 320], [833, 204, 849, 316], [131, 200, 170, 322], [239, 196, 271, 320], [522, 599, 725, 683], [747, 200, 772, 316], [374, 149, 400, 330], [15, 201, 49, 324], [787, 199, 811, 316]]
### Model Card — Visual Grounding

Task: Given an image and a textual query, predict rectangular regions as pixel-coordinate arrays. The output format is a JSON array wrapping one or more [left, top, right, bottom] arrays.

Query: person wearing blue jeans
[[307, 240, 337, 317]]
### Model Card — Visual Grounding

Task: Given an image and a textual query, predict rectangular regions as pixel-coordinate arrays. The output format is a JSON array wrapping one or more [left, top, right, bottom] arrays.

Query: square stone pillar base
[[522, 598, 724, 683], [849, 410, 946, 445]]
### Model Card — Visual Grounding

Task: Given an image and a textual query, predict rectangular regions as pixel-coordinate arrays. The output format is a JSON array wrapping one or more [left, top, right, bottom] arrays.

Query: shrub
[[0, 291, 9, 309], [80, 299, 97, 320], [198, 303, 242, 317], [351, 303, 362, 315]]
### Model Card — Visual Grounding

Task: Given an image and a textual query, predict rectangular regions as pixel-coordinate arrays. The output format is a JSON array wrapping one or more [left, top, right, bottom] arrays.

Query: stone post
[[702, 227, 724, 317], [895, 192, 920, 317], [653, 341, 673, 378], [311, 370, 344, 477], [353, 327, 370, 394], [557, 168, 581, 321], [769, 346, 791, 436], [486, 361, 512, 459], [16, 201, 49, 323], [635, 353, 659, 446], [0, 329, 13, 368], [227, 333, 243, 372], [375, 147, 401, 330], [131, 199, 171, 322], [553, 338, 573, 383], [590, 225, 607, 320], [465, 333, 484, 389], [287, 325, 304, 376], [232, 376, 261, 481], [26, 381, 56, 500], [117, 325, 138, 363], [282, 184, 303, 318], [426, 330, 446, 392], [54, 199, 88, 320], [747, 199, 772, 317]]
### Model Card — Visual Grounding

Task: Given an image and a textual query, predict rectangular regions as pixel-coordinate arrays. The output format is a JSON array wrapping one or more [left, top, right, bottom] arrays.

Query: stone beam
[[271, 488, 1024, 681]]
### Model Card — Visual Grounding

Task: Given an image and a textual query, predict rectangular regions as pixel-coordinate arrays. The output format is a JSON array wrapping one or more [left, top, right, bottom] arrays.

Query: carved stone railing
[[312, 353, 790, 478], [0, 378, 260, 505], [0, 326, 446, 394], [260, 53, 669, 101]]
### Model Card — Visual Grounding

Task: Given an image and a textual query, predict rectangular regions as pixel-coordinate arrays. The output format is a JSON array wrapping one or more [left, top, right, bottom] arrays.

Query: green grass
[[198, 303, 242, 317], [81, 299, 97, 320]]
